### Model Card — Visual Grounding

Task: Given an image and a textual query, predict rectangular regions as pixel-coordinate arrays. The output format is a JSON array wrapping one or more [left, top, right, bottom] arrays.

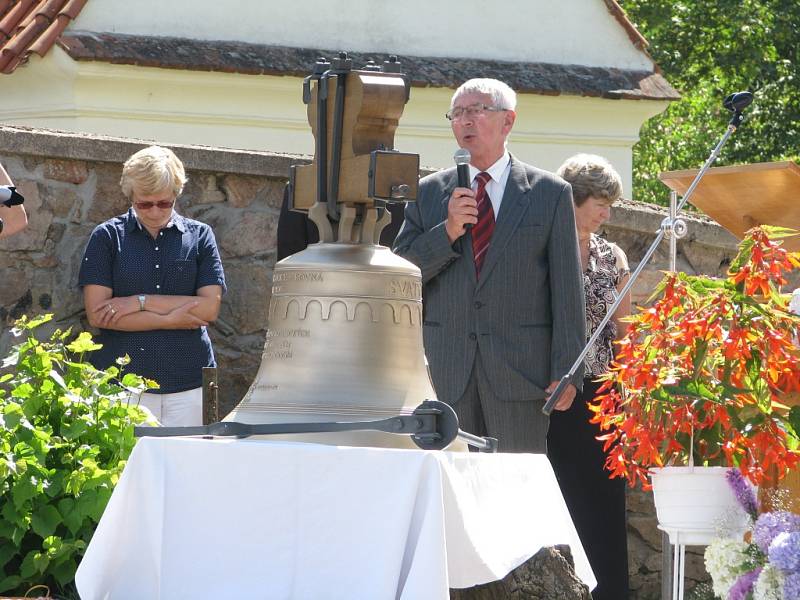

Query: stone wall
[[0, 125, 741, 599]]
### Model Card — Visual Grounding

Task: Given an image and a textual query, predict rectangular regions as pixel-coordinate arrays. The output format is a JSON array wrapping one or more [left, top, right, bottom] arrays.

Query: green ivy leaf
[[31, 505, 62, 539]]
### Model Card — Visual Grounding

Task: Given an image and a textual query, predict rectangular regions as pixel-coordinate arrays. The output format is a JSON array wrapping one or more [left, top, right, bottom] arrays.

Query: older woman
[[547, 154, 631, 600], [79, 146, 225, 426]]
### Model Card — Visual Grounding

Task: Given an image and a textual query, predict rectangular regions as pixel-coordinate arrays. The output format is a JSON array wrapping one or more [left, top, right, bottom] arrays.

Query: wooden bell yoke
[[288, 53, 419, 244]]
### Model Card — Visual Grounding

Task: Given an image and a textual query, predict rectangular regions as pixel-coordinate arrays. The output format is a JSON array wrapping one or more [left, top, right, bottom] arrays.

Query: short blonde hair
[[120, 145, 187, 200], [557, 153, 623, 206]]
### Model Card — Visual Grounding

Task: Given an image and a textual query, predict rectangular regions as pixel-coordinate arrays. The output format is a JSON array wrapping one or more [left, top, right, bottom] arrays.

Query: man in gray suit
[[393, 78, 585, 452]]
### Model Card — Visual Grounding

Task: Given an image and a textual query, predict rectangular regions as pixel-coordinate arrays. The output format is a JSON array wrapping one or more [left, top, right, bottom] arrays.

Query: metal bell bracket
[[134, 399, 499, 453]]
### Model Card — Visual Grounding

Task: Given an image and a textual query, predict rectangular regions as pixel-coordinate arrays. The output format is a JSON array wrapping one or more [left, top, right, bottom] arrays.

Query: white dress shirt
[[468, 152, 511, 218]]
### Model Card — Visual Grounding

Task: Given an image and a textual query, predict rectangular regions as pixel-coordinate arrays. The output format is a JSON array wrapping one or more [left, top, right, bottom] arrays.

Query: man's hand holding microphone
[[445, 148, 478, 244]]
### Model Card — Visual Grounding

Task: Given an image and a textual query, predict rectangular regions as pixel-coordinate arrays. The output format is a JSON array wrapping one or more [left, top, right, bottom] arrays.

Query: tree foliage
[[619, 0, 800, 206], [0, 315, 154, 597]]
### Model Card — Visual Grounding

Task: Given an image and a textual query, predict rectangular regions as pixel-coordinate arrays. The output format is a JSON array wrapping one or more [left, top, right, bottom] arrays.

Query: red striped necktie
[[472, 171, 495, 277]]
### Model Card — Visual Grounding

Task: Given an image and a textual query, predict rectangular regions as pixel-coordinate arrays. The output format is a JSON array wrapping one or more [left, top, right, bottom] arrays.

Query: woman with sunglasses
[[79, 145, 226, 426]]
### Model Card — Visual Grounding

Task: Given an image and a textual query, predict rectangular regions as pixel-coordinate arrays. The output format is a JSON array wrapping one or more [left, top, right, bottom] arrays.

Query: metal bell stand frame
[[541, 91, 754, 600]]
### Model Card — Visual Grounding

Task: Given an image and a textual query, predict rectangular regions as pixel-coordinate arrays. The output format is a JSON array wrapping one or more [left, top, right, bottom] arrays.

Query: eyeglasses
[[134, 199, 175, 210], [445, 103, 507, 121]]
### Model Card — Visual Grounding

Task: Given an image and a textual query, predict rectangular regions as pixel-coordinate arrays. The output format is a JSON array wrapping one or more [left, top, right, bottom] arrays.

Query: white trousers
[[133, 387, 203, 427]]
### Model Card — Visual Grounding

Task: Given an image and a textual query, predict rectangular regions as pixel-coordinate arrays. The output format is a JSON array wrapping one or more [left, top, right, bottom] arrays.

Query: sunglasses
[[134, 200, 175, 210]]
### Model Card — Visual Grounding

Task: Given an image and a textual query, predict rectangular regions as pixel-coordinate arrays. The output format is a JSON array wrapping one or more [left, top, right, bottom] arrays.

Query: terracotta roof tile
[[59, 32, 681, 101], [0, 0, 87, 73]]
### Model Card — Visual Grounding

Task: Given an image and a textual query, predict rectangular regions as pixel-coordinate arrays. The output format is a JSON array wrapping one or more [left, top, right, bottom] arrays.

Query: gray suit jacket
[[393, 157, 585, 405]]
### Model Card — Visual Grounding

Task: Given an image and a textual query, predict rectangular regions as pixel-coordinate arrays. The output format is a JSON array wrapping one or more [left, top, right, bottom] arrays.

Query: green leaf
[[789, 406, 800, 438], [3, 403, 24, 430], [61, 419, 88, 440], [760, 225, 799, 240], [57, 498, 82, 536], [20, 313, 53, 331], [19, 550, 39, 579], [0, 543, 17, 571], [32, 550, 49, 575], [10, 382, 33, 399], [0, 575, 22, 594], [11, 475, 38, 510], [66, 331, 103, 354], [51, 556, 78, 586], [31, 505, 62, 539]]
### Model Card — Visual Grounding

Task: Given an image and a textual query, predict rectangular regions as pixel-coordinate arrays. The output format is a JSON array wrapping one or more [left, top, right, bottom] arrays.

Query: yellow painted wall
[[1, 49, 667, 197]]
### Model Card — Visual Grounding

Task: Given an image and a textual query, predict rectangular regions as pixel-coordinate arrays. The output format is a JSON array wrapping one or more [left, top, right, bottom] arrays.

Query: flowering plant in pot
[[590, 226, 800, 493]]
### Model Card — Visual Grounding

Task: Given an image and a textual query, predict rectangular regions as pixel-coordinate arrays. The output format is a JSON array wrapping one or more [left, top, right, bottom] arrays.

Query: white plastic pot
[[650, 466, 751, 546]]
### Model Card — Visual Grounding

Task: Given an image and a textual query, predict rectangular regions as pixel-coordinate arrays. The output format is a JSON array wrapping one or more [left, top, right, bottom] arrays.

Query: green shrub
[[0, 314, 155, 596]]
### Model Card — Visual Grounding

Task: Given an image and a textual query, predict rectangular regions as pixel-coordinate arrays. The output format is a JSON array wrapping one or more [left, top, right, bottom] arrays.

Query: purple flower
[[726, 468, 759, 519], [784, 571, 800, 600], [728, 568, 761, 600], [770, 531, 800, 572], [753, 511, 800, 553]]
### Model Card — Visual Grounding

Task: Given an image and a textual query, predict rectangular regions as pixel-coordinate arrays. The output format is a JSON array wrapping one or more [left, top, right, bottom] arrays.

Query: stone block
[[219, 262, 272, 335], [0, 180, 52, 252], [0, 268, 32, 306], [264, 178, 287, 210], [222, 174, 266, 208], [184, 173, 225, 205], [218, 211, 278, 258], [628, 515, 662, 549], [88, 164, 129, 222], [44, 159, 89, 184], [40, 182, 82, 219], [449, 546, 591, 600]]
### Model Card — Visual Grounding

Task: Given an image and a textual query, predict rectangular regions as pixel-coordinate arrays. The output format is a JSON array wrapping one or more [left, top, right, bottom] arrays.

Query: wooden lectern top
[[660, 161, 800, 251]]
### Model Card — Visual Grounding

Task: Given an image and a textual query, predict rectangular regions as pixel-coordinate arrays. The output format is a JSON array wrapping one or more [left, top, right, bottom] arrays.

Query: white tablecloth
[[76, 437, 595, 599]]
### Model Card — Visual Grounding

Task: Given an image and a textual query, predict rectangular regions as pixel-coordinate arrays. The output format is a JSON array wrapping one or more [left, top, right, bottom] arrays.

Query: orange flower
[[589, 227, 800, 487]]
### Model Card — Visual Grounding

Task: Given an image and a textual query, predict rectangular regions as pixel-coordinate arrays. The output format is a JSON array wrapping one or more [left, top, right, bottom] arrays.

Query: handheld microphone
[[454, 148, 471, 188], [0, 186, 24, 207], [723, 91, 754, 113], [454, 148, 473, 231]]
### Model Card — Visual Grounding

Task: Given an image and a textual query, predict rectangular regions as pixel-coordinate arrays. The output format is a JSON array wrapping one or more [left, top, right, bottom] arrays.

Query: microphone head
[[723, 91, 754, 113], [454, 147, 471, 166]]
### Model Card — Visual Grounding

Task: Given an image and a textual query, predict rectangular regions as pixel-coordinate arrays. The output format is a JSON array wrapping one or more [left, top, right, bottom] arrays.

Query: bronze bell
[[224, 227, 439, 448], [224, 56, 460, 449]]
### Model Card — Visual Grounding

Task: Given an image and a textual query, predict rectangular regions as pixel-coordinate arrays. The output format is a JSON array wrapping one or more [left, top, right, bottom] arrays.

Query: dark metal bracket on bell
[[135, 399, 499, 453]]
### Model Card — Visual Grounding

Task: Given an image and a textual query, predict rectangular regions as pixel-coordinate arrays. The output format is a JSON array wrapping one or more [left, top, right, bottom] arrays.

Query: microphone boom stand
[[542, 96, 752, 416]]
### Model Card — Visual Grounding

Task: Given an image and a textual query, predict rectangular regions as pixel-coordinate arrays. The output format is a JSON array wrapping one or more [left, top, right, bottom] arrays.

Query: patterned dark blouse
[[583, 234, 629, 377]]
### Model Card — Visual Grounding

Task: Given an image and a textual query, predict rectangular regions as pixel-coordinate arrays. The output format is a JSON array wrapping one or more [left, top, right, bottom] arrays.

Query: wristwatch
[[137, 295, 146, 311]]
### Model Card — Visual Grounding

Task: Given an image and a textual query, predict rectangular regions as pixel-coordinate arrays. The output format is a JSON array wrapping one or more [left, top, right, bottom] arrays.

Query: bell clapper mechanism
[[137, 53, 498, 452]]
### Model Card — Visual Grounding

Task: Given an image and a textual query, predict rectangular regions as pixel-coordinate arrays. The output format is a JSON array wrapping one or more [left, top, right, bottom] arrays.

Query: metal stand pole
[[542, 117, 744, 416], [661, 532, 673, 600], [670, 532, 687, 600]]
